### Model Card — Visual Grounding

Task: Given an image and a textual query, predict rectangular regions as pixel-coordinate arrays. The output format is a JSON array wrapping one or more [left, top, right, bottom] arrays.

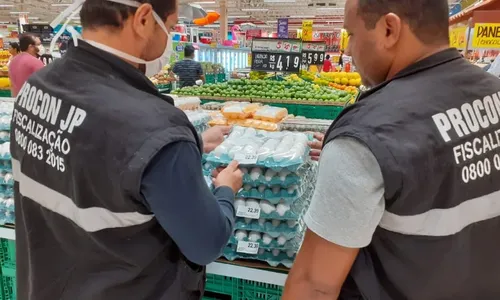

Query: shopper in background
[[6, 42, 20, 66], [322, 54, 332, 72], [488, 54, 500, 77], [10, 1, 242, 300], [172, 44, 205, 87], [338, 49, 344, 69], [8, 34, 44, 97], [284, 0, 500, 299]]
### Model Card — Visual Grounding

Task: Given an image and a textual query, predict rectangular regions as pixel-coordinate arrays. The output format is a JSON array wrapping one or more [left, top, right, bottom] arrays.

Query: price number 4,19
[[237, 241, 260, 255], [276, 54, 300, 72]]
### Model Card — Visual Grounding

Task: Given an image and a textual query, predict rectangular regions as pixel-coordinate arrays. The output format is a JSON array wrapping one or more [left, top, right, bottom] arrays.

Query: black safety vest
[[324, 49, 500, 300], [10, 41, 205, 300]]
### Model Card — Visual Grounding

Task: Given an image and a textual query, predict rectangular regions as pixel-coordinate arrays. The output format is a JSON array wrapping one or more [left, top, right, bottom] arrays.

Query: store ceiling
[[0, 0, 464, 27]]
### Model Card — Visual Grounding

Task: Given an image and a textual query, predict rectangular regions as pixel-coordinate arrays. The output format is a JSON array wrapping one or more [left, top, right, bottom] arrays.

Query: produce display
[[0, 50, 11, 69], [204, 126, 317, 267], [172, 78, 353, 103], [0, 100, 14, 225], [200, 62, 225, 74]]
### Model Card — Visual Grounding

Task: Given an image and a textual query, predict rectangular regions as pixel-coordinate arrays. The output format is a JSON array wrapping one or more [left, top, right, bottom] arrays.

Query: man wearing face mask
[[8, 34, 45, 97], [10, 1, 243, 300]]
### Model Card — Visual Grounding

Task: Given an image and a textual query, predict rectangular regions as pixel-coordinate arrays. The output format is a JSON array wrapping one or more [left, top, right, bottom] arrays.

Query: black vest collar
[[65, 39, 173, 105]]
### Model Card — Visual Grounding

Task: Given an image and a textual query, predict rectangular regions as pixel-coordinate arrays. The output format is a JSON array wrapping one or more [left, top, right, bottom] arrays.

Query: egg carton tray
[[236, 186, 303, 204], [0, 153, 11, 161], [222, 246, 295, 269], [240, 160, 317, 188], [234, 218, 305, 239], [228, 231, 303, 251]]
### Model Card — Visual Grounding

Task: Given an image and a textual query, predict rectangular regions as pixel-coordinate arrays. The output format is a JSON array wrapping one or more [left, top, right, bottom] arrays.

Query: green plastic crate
[[295, 104, 344, 120], [205, 274, 282, 300], [206, 74, 216, 84], [0, 90, 11, 98], [1, 264, 16, 300], [0, 240, 15, 268], [216, 73, 226, 83]]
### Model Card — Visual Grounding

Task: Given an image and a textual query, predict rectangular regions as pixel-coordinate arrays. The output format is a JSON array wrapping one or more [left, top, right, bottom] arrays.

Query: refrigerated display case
[[195, 44, 250, 78]]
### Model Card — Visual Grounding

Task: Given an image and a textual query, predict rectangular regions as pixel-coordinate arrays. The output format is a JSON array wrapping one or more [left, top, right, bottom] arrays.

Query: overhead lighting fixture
[[51, 3, 72, 7], [193, 1, 216, 3], [228, 15, 249, 18], [289, 15, 315, 18], [241, 8, 269, 12], [0, 4, 14, 7], [9, 11, 30, 14], [264, 0, 295, 2], [267, 20, 278, 23], [317, 7, 344, 11]]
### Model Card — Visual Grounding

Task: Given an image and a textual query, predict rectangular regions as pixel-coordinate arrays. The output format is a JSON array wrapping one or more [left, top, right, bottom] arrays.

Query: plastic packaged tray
[[234, 218, 302, 239], [207, 127, 312, 172], [223, 246, 295, 268]]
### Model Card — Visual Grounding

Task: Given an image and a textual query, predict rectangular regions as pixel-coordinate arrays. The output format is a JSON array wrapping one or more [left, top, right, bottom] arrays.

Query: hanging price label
[[237, 241, 260, 255], [236, 206, 261, 219], [234, 153, 258, 164]]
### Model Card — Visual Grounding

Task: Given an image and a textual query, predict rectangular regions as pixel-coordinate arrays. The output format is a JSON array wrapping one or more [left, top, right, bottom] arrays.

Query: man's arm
[[283, 137, 385, 299], [141, 141, 236, 266], [197, 63, 205, 83]]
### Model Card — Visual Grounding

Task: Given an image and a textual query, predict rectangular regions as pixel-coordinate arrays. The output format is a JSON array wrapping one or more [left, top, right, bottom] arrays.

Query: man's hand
[[308, 132, 325, 161], [213, 161, 243, 194], [202, 126, 231, 153], [282, 229, 359, 300]]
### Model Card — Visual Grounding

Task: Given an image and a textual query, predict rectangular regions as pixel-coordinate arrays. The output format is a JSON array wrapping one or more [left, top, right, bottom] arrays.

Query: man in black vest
[[284, 0, 500, 299], [10, 0, 242, 299]]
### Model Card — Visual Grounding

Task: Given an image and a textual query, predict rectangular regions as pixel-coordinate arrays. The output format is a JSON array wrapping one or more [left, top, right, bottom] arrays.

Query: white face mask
[[37, 45, 46, 55], [50, 0, 174, 77]]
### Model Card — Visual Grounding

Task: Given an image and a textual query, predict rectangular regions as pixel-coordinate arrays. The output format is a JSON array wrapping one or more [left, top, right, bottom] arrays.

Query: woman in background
[[322, 54, 332, 72], [7, 42, 20, 66]]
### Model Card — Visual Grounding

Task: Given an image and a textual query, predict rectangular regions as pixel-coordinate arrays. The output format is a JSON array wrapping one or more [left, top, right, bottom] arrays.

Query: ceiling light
[[9, 12, 30, 14], [0, 4, 14, 7], [267, 20, 278, 23], [317, 7, 344, 10], [241, 8, 269, 12], [264, 0, 296, 2], [51, 3, 72, 7], [228, 15, 249, 18], [193, 1, 216, 3], [289, 15, 315, 18]]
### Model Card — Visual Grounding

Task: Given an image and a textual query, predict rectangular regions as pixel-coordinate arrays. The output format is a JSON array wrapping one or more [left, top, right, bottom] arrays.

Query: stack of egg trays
[[0, 101, 14, 225], [223, 161, 318, 268]]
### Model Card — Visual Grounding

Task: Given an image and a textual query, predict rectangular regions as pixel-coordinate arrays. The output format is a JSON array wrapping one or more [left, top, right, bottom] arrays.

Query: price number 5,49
[[276, 54, 300, 72]]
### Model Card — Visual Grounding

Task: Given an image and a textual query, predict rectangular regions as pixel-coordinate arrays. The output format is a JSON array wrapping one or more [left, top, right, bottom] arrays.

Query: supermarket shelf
[[0, 227, 288, 286]]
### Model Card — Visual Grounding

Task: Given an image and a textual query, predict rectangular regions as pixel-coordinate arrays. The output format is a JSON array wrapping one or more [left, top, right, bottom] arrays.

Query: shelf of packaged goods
[[0, 227, 288, 286]]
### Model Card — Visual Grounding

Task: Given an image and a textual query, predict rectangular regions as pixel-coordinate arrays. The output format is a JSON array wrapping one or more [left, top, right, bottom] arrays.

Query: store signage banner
[[302, 20, 313, 41], [316, 30, 341, 52], [472, 23, 500, 49], [246, 29, 262, 41], [278, 19, 289, 38], [450, 26, 467, 49]]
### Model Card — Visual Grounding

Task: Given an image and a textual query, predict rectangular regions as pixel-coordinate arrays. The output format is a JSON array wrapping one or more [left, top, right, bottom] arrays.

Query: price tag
[[234, 153, 258, 165], [301, 41, 327, 67], [237, 241, 260, 255], [251, 38, 302, 73], [236, 206, 261, 219]]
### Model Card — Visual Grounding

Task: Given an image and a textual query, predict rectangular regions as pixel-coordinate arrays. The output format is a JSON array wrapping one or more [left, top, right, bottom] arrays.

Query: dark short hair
[[326, 54, 330, 60], [19, 34, 36, 52], [357, 0, 449, 44], [81, 0, 177, 30], [184, 45, 195, 57], [9, 42, 20, 53]]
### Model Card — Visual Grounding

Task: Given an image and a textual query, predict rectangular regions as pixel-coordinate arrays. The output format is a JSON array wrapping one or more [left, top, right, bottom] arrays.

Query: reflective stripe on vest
[[379, 189, 500, 237], [12, 159, 155, 232]]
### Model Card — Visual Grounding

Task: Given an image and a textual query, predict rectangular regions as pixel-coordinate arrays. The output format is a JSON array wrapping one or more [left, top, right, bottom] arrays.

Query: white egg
[[250, 167, 262, 181], [258, 185, 266, 193], [262, 234, 273, 245], [286, 250, 295, 258], [258, 218, 266, 226], [279, 169, 291, 181], [243, 184, 252, 191], [258, 248, 265, 255], [277, 235, 287, 246], [4, 173, 12, 183], [272, 219, 281, 227], [246, 199, 260, 208], [287, 220, 297, 228], [228, 145, 244, 159], [287, 185, 297, 195], [235, 230, 248, 241], [276, 203, 290, 216], [272, 249, 281, 257], [213, 144, 228, 157], [240, 167, 249, 174], [234, 198, 245, 210], [259, 200, 276, 214], [264, 169, 277, 182], [244, 218, 252, 224], [248, 231, 261, 242]]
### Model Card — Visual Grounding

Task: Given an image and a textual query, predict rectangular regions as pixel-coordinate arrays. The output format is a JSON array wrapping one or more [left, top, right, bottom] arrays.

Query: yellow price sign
[[472, 23, 500, 49], [450, 26, 467, 49], [302, 20, 313, 42]]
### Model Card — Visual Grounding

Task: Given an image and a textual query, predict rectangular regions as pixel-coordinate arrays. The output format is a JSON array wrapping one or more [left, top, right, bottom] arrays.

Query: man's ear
[[131, 3, 155, 39], [381, 13, 402, 50]]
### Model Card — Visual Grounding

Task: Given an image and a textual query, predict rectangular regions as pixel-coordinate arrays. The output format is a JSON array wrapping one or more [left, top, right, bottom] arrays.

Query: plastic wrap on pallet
[[234, 218, 302, 239], [184, 110, 211, 134], [172, 96, 201, 111]]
